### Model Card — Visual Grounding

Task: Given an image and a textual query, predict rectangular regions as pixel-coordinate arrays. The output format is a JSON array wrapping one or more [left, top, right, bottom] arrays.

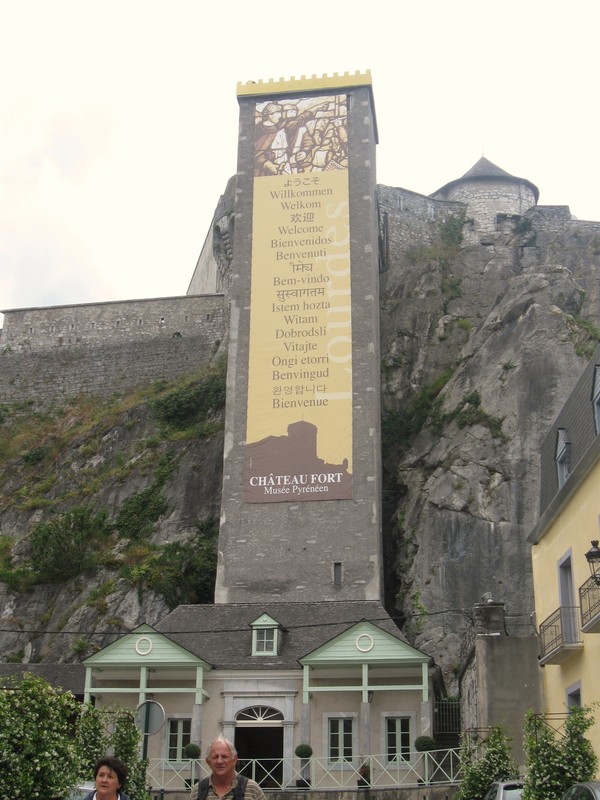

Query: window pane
[[386, 717, 410, 763], [329, 718, 353, 763], [256, 628, 275, 653], [168, 719, 192, 761]]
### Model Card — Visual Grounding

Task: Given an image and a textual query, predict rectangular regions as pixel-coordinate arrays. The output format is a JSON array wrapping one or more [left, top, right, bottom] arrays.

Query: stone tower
[[215, 72, 382, 604], [432, 155, 539, 235]]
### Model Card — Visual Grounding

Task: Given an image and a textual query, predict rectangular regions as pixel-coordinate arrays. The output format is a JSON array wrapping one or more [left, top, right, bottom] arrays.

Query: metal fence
[[147, 749, 461, 792]]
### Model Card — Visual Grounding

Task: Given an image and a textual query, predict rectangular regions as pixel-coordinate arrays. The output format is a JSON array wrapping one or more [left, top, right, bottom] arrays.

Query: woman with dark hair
[[83, 757, 130, 800]]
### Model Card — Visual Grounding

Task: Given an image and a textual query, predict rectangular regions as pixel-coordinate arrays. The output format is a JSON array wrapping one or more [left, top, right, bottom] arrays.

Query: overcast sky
[[1, 0, 598, 325]]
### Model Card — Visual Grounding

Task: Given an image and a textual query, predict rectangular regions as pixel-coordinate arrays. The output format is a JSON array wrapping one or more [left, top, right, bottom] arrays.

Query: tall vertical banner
[[245, 94, 353, 502]]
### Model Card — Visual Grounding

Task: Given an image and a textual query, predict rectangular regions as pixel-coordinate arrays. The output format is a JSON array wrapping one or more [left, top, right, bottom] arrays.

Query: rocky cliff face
[[0, 365, 225, 664], [1, 179, 600, 692], [378, 186, 600, 687]]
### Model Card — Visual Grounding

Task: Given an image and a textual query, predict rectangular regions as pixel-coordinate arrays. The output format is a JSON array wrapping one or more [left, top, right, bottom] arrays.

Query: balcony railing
[[580, 577, 600, 633], [146, 749, 461, 792], [538, 605, 583, 664]]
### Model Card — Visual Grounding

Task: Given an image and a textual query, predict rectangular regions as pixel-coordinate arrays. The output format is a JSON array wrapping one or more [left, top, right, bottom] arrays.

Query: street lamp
[[585, 540, 600, 585]]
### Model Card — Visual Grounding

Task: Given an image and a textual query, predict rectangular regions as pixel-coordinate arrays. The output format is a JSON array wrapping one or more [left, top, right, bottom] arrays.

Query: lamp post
[[585, 540, 600, 585]]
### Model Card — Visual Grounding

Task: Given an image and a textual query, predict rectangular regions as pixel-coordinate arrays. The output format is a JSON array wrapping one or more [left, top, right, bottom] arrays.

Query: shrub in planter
[[415, 736, 436, 752], [295, 744, 313, 787], [183, 743, 201, 759]]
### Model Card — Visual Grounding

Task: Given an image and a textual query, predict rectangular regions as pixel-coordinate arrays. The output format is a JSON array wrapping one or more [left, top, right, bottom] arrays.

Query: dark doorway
[[235, 727, 283, 788]]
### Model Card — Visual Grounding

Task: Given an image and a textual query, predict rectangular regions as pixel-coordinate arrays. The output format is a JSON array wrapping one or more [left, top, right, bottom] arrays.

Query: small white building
[[84, 601, 436, 791]]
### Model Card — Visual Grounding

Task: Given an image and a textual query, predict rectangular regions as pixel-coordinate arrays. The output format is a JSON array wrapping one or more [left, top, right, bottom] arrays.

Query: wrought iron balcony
[[538, 605, 583, 665], [580, 576, 600, 633]]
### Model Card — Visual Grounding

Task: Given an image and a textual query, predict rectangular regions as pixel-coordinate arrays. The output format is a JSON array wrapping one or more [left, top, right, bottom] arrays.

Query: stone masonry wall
[[443, 179, 537, 234], [0, 295, 227, 404], [1, 295, 224, 351], [377, 185, 465, 267]]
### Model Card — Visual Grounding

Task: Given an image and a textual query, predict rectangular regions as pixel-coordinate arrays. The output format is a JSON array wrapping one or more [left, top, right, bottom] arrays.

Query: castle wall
[[0, 295, 227, 404], [377, 185, 466, 264]]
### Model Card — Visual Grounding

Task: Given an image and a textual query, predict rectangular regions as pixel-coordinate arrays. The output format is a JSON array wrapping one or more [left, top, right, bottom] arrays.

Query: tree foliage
[[456, 725, 519, 800], [523, 708, 598, 800], [75, 704, 148, 799], [0, 672, 81, 800], [0, 674, 149, 800]]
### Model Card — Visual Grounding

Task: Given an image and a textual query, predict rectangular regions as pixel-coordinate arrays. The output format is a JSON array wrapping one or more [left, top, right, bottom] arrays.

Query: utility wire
[[0, 606, 537, 637]]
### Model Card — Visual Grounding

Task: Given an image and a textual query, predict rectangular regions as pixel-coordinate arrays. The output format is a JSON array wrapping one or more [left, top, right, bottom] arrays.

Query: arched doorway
[[234, 706, 284, 788]]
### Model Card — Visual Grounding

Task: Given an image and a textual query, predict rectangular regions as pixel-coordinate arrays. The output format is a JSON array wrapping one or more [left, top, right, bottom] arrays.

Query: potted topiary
[[183, 743, 201, 759], [183, 742, 201, 788], [295, 743, 313, 787], [414, 736, 437, 784], [414, 736, 436, 752]]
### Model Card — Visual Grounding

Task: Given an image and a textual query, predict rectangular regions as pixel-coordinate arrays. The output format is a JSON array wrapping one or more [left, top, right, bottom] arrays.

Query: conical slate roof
[[432, 156, 539, 203], [459, 156, 514, 180]]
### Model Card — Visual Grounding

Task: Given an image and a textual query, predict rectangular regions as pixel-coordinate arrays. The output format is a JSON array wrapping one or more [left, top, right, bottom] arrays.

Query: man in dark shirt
[[190, 737, 266, 800]]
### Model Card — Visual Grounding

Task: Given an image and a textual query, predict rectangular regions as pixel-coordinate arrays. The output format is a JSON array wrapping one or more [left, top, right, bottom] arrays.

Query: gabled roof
[[432, 156, 539, 203], [84, 624, 211, 669], [155, 601, 415, 670], [300, 620, 430, 666]]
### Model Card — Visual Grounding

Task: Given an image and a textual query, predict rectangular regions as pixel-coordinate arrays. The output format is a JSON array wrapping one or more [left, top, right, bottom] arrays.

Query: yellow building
[[529, 344, 600, 765]]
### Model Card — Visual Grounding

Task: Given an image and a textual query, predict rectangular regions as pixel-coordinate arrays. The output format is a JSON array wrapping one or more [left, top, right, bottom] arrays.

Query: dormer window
[[251, 613, 281, 656], [593, 366, 600, 435], [556, 428, 571, 489]]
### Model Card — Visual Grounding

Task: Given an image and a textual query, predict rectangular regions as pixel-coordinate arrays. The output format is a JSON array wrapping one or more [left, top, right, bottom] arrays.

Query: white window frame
[[166, 717, 192, 763], [252, 625, 278, 655], [383, 715, 412, 765], [325, 714, 357, 767]]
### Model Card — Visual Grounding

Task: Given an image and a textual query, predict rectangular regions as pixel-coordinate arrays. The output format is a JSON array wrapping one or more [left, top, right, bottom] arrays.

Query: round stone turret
[[431, 156, 539, 235]]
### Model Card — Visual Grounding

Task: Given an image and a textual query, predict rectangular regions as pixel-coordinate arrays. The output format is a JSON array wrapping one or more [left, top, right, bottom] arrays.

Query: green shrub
[[523, 708, 598, 800], [440, 216, 464, 248], [127, 517, 218, 608], [22, 445, 49, 466], [115, 485, 168, 540], [152, 364, 226, 431], [115, 453, 175, 540], [28, 507, 111, 582], [414, 736, 436, 752], [456, 726, 519, 800], [382, 371, 452, 454], [0, 672, 82, 798], [183, 743, 201, 759]]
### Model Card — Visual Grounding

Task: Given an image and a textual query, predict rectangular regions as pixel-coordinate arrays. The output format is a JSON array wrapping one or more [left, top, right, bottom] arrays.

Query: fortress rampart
[[0, 294, 227, 404], [4, 159, 599, 409], [377, 185, 465, 253]]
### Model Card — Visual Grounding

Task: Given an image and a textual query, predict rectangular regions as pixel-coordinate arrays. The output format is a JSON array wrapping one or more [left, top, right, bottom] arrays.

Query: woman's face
[[95, 766, 121, 797]]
